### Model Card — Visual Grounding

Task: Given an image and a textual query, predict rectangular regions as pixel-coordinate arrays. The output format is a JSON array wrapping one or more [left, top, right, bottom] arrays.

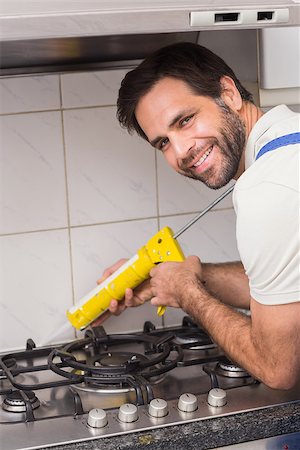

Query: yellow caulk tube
[[67, 227, 185, 330]]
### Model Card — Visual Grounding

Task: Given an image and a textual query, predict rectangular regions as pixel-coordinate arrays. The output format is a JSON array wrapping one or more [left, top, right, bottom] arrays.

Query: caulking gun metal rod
[[173, 184, 235, 239]]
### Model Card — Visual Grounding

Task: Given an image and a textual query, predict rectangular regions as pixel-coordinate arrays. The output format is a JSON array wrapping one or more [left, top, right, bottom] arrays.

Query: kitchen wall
[[0, 30, 262, 351]]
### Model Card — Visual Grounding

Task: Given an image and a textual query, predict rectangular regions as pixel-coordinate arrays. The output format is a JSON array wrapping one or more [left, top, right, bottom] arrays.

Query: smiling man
[[135, 76, 249, 188], [99, 42, 300, 390]]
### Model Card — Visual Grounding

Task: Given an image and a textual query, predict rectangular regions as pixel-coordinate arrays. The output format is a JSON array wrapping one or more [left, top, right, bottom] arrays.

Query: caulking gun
[[67, 185, 234, 330]]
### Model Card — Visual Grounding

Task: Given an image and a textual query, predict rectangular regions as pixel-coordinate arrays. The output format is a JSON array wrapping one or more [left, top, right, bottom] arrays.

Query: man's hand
[[92, 258, 153, 326], [149, 255, 204, 310]]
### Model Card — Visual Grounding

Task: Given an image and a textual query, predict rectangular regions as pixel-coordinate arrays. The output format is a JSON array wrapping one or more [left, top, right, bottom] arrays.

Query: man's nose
[[170, 134, 195, 159]]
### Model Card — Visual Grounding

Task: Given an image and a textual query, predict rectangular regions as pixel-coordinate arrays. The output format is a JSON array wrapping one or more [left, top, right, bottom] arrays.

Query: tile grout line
[[0, 103, 117, 117], [0, 207, 234, 237], [59, 74, 77, 340]]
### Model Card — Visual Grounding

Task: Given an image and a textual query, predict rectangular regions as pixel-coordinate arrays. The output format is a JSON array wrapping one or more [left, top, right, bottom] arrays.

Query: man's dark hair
[[117, 42, 253, 140]]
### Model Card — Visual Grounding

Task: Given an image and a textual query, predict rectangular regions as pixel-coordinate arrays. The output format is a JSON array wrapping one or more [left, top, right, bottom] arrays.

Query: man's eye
[[180, 115, 193, 126], [159, 138, 169, 150]]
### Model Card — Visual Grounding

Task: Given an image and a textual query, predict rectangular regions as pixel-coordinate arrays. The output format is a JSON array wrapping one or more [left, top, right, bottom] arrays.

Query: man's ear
[[220, 76, 243, 111]]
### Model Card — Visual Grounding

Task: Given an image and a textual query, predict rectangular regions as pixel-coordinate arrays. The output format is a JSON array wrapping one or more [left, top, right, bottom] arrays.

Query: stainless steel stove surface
[[1, 317, 299, 450]]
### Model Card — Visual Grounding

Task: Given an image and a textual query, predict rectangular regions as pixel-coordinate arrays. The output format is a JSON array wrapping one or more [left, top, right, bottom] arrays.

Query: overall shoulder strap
[[255, 132, 300, 161]]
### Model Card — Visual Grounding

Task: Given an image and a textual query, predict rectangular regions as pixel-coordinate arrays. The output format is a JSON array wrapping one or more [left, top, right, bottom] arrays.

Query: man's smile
[[181, 143, 215, 175], [192, 145, 214, 169]]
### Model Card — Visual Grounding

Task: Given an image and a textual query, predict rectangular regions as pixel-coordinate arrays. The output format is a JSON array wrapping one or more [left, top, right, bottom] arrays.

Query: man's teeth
[[194, 146, 213, 167]]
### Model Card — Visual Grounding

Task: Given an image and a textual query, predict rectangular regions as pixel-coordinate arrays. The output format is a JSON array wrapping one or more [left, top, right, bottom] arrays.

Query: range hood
[[0, 0, 299, 76]]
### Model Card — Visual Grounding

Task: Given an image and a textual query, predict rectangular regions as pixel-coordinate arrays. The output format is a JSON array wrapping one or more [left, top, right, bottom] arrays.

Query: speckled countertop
[[44, 402, 300, 450]]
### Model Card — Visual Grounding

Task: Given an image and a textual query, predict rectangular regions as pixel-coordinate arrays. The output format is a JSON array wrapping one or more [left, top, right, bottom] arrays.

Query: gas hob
[[1, 317, 299, 450]]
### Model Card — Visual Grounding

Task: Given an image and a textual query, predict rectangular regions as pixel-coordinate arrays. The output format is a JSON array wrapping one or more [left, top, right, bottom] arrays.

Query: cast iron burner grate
[[48, 326, 183, 379]]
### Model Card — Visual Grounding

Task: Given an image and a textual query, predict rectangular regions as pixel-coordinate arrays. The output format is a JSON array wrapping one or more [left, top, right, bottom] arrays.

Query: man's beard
[[178, 100, 246, 189]]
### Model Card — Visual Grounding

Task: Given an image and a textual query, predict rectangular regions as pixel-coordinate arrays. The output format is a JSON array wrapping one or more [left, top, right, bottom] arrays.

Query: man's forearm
[[201, 261, 250, 309], [183, 288, 252, 370], [149, 257, 299, 389], [182, 285, 277, 387]]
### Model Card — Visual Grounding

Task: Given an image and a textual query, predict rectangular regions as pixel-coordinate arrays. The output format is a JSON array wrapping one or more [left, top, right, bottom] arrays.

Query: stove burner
[[2, 390, 40, 413], [47, 329, 183, 381], [94, 352, 148, 368], [173, 335, 216, 350], [73, 380, 136, 394], [150, 319, 216, 351], [216, 359, 250, 378]]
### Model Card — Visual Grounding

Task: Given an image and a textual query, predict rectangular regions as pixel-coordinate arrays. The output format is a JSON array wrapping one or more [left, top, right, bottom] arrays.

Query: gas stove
[[1, 317, 299, 450]]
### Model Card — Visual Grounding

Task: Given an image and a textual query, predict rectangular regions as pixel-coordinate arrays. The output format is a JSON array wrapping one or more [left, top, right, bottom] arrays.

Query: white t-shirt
[[233, 105, 300, 305]]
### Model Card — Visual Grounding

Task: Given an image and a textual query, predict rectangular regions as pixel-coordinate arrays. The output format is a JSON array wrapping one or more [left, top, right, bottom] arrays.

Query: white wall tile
[[0, 112, 68, 234], [0, 230, 74, 351], [64, 107, 157, 226], [61, 69, 128, 108], [160, 208, 239, 326], [0, 75, 60, 114], [70, 219, 162, 334], [157, 151, 234, 216]]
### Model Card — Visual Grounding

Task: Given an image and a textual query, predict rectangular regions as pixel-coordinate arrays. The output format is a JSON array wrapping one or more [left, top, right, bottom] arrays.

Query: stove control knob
[[178, 393, 198, 412], [207, 388, 227, 407], [148, 398, 168, 418], [118, 403, 138, 423], [87, 408, 108, 428]]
